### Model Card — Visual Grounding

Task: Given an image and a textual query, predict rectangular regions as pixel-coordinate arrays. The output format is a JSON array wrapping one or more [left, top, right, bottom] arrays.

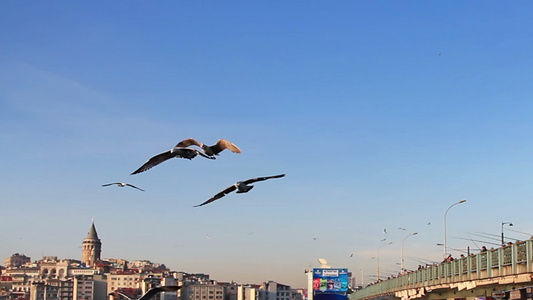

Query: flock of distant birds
[[102, 138, 285, 207]]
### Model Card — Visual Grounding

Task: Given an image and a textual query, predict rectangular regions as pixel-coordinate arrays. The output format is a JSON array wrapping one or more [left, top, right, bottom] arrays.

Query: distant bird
[[194, 174, 285, 207], [384, 228, 387, 234], [177, 138, 241, 158], [131, 142, 214, 175], [398, 227, 407, 231], [110, 286, 181, 300], [102, 182, 145, 191]]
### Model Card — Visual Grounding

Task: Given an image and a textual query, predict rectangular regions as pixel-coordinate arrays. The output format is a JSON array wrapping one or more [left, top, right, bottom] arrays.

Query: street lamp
[[501, 222, 513, 246], [401, 232, 418, 272], [443, 199, 466, 258], [377, 241, 392, 280], [360, 268, 364, 286]]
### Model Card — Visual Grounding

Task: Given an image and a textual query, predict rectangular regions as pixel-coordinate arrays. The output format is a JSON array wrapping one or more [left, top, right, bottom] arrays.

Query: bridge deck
[[351, 240, 533, 300]]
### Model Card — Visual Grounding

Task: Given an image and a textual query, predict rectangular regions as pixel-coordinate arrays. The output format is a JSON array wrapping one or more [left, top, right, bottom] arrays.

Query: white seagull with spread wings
[[110, 286, 181, 300], [177, 138, 241, 158], [131, 141, 215, 175], [194, 174, 285, 207], [102, 182, 145, 191]]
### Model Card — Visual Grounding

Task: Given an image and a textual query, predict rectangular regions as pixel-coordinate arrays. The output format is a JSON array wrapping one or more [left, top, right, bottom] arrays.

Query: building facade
[[259, 281, 292, 300], [181, 282, 224, 300], [4, 254, 31, 268]]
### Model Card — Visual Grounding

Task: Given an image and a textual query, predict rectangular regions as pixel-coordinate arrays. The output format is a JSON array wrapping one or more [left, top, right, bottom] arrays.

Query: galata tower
[[81, 221, 101, 267]]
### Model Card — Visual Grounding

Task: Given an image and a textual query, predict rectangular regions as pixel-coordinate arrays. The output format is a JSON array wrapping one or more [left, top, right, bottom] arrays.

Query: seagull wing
[[210, 139, 242, 155], [131, 151, 175, 175], [194, 185, 237, 207], [102, 183, 120, 187], [114, 291, 132, 300], [243, 174, 285, 184], [125, 184, 145, 192], [138, 286, 181, 300], [176, 138, 203, 148], [194, 149, 216, 160]]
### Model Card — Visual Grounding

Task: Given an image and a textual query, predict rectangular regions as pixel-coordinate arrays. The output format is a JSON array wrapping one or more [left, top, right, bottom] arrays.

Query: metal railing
[[351, 240, 533, 300]]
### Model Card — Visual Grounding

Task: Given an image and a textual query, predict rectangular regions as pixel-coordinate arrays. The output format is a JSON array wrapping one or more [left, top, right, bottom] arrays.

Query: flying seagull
[[102, 182, 145, 191], [110, 286, 181, 300], [131, 143, 214, 175], [194, 174, 285, 207], [177, 138, 241, 158]]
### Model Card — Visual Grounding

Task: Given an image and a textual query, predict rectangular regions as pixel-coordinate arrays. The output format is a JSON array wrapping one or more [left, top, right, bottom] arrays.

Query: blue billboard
[[312, 268, 349, 294]]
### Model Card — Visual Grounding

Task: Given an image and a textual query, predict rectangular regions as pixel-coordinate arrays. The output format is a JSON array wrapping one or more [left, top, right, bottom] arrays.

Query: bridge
[[350, 239, 533, 300]]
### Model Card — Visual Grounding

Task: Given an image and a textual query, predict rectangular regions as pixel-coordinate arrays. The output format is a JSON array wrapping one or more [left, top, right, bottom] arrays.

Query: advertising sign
[[312, 268, 349, 294]]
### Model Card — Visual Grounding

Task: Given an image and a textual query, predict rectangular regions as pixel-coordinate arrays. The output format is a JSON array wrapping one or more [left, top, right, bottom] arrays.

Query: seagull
[[131, 143, 214, 175], [177, 138, 241, 158], [110, 286, 181, 300], [102, 182, 145, 191], [194, 174, 285, 207]]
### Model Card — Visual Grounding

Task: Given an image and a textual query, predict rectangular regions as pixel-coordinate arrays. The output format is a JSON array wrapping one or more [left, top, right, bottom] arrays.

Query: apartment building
[[4, 254, 30, 268], [259, 281, 292, 300], [237, 284, 260, 300], [107, 271, 142, 295], [181, 282, 224, 300], [73, 275, 107, 300]]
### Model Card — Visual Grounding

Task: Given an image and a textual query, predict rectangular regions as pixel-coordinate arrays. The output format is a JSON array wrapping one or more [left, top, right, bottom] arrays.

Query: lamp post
[[360, 268, 364, 286], [443, 199, 466, 258], [501, 222, 513, 245], [401, 232, 418, 272], [377, 241, 392, 280]]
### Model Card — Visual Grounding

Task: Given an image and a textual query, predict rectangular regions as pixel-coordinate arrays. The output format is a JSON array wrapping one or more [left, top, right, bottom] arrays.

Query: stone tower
[[81, 221, 101, 267]]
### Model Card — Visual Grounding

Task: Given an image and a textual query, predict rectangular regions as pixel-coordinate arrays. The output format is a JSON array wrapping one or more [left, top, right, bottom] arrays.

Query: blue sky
[[2, 1, 533, 288]]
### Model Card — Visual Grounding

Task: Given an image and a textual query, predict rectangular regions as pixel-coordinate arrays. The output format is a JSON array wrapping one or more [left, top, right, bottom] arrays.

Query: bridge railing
[[351, 239, 533, 300]]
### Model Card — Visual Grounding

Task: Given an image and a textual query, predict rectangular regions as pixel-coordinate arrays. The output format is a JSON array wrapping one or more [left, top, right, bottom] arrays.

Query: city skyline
[[2, 1, 533, 289]]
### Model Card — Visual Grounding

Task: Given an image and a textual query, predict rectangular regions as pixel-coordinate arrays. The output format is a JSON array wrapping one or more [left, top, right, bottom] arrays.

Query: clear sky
[[1, 1, 533, 288]]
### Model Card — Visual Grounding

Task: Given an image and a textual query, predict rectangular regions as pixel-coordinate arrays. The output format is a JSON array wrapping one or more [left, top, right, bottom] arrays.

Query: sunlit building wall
[[259, 281, 291, 300], [107, 272, 141, 295], [4, 253, 31, 268], [237, 285, 259, 300], [181, 283, 224, 300]]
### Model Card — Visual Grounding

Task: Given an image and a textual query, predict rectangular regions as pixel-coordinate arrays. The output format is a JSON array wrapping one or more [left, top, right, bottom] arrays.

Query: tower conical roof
[[86, 222, 99, 240]]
